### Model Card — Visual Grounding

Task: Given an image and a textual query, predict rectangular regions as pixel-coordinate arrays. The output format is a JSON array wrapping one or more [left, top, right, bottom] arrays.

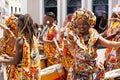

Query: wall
[[21, 0, 27, 14], [27, 0, 40, 24], [26, 0, 120, 26]]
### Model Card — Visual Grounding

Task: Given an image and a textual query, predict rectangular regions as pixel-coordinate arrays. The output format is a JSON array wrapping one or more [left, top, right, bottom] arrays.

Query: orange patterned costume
[[61, 8, 104, 80], [21, 35, 40, 80], [62, 28, 99, 80], [104, 20, 120, 71], [44, 26, 61, 66], [0, 15, 19, 80]]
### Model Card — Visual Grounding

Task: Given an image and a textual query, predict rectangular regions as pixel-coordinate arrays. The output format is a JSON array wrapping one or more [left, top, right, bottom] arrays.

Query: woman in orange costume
[[0, 14, 18, 80], [60, 8, 120, 80], [41, 12, 61, 66], [102, 4, 120, 71], [0, 14, 40, 80]]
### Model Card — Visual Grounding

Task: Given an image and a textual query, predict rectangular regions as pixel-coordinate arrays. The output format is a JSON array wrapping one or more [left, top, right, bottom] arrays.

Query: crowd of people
[[0, 4, 120, 80]]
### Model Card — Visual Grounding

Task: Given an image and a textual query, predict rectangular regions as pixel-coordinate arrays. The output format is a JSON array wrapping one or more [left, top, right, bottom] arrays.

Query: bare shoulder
[[89, 28, 98, 32], [89, 28, 96, 30], [16, 37, 24, 45]]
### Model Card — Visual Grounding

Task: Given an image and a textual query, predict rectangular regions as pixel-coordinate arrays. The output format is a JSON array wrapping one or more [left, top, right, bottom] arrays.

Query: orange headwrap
[[72, 8, 96, 27], [5, 15, 18, 36]]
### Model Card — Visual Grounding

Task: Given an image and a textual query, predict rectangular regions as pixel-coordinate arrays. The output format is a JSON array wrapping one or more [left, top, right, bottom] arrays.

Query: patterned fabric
[[0, 34, 19, 80], [72, 8, 96, 27], [7, 65, 19, 80], [21, 36, 40, 80], [44, 26, 60, 66], [1, 35, 15, 56], [61, 28, 99, 80], [5, 15, 18, 36], [105, 21, 120, 71]]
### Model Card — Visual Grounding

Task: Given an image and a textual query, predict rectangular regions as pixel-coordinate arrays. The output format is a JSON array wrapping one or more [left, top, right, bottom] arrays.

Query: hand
[[109, 18, 120, 21], [0, 23, 15, 38], [0, 23, 9, 30], [99, 26, 104, 30], [1, 54, 12, 59], [38, 44, 43, 50], [0, 56, 4, 63]]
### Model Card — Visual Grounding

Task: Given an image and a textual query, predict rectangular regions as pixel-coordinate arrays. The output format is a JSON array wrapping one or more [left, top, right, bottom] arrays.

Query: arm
[[99, 19, 105, 30], [98, 35, 120, 47], [0, 23, 9, 30], [99, 19, 102, 29], [105, 31, 118, 40], [42, 35, 54, 43], [1, 37, 23, 65], [110, 18, 120, 22], [100, 28, 107, 37], [105, 24, 120, 40], [0, 23, 16, 39], [104, 21, 108, 30]]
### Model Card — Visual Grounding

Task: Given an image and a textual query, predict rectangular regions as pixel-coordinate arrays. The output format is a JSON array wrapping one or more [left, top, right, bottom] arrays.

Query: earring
[[46, 20, 50, 24]]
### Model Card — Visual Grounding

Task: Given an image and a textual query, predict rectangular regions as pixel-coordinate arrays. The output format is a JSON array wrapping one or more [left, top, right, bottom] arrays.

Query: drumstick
[[61, 22, 70, 32], [40, 25, 48, 36], [53, 38, 63, 51], [2, 63, 7, 80]]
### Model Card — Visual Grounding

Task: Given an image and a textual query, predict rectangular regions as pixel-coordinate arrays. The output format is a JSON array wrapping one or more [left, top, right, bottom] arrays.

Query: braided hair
[[18, 14, 35, 49]]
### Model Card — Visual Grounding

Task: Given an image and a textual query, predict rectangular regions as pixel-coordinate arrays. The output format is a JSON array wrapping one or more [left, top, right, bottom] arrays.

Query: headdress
[[72, 8, 96, 27], [5, 15, 18, 36]]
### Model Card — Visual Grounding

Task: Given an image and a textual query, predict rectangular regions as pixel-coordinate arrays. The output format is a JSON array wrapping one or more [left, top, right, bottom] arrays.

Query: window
[[92, 0, 108, 32], [93, 0, 108, 17], [67, 0, 81, 14], [44, 0, 57, 7], [44, 0, 57, 20], [19, 8, 21, 12], [11, 6, 13, 14], [15, 7, 17, 13]]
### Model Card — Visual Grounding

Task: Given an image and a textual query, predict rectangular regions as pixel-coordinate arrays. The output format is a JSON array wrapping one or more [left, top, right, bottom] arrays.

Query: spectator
[[99, 11, 108, 33]]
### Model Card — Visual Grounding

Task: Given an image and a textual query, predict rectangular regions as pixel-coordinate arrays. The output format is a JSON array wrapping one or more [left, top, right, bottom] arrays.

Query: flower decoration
[[5, 15, 18, 36], [72, 8, 96, 27]]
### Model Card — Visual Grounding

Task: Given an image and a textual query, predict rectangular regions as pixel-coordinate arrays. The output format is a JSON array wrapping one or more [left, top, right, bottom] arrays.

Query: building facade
[[8, 0, 22, 15], [0, 0, 22, 17], [19, 0, 120, 27]]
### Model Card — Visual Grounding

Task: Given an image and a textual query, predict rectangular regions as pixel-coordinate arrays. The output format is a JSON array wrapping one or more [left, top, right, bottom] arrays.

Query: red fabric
[[63, 47, 68, 56]]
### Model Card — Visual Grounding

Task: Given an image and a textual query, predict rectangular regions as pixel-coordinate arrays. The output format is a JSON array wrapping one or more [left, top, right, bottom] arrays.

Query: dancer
[[102, 4, 120, 72], [0, 14, 18, 80], [0, 14, 40, 80], [61, 8, 120, 80]]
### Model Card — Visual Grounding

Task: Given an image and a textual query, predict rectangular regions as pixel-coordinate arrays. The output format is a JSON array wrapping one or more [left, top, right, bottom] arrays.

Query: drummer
[[40, 12, 61, 66]]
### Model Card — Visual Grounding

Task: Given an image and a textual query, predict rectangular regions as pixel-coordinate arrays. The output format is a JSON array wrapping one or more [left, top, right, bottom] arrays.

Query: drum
[[40, 55, 47, 69], [41, 64, 66, 80], [104, 69, 120, 80]]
